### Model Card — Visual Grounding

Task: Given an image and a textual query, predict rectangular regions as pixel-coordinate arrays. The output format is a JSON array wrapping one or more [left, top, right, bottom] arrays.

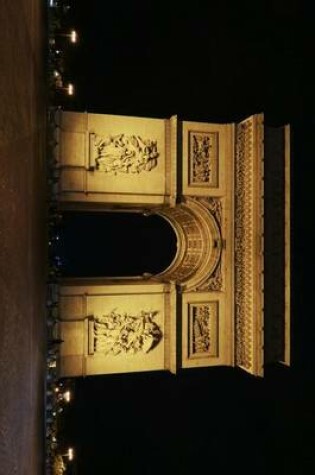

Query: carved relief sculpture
[[196, 261, 222, 292], [198, 196, 222, 226], [235, 118, 254, 371], [194, 197, 223, 292], [189, 302, 218, 357], [93, 310, 162, 355], [189, 131, 218, 186], [94, 134, 159, 174]]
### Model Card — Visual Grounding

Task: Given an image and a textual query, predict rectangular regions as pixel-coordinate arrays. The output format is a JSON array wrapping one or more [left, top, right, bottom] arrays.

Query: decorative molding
[[235, 118, 253, 370], [93, 310, 162, 355], [192, 197, 223, 292], [157, 198, 222, 292], [195, 196, 222, 226], [234, 115, 264, 375], [158, 206, 204, 282], [196, 261, 222, 292], [188, 131, 218, 187], [94, 134, 159, 174], [188, 302, 218, 357]]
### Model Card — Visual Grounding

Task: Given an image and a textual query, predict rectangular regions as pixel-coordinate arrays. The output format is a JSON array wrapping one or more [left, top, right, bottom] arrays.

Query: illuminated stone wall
[[58, 280, 177, 377], [56, 111, 177, 207], [56, 111, 290, 377]]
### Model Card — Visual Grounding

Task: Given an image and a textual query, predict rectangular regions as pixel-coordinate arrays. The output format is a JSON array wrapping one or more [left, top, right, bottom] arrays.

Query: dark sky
[[55, 1, 315, 474], [63, 0, 314, 123]]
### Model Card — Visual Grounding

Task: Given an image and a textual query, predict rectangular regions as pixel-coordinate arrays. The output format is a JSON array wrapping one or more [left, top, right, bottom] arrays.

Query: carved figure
[[192, 134, 211, 183], [197, 262, 223, 292], [94, 310, 162, 355], [94, 134, 159, 174], [192, 305, 210, 354]]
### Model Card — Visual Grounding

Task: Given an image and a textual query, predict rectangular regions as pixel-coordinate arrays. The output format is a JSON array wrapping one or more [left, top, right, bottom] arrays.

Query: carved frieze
[[189, 131, 218, 187], [94, 134, 159, 174], [195, 196, 222, 226], [188, 302, 218, 357], [196, 261, 222, 292], [235, 118, 255, 371], [93, 310, 162, 356], [191, 197, 223, 292], [158, 206, 204, 282]]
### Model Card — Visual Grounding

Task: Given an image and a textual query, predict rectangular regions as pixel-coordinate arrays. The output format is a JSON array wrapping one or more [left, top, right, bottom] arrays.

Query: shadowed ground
[[0, 0, 47, 473]]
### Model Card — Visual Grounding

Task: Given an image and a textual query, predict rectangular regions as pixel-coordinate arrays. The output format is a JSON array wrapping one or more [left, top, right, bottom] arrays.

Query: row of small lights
[[51, 30, 78, 96], [54, 386, 75, 462], [48, 6, 76, 470], [54, 385, 72, 402]]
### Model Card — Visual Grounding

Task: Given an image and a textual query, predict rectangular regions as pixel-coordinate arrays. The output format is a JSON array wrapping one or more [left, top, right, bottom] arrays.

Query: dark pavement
[[0, 1, 47, 473]]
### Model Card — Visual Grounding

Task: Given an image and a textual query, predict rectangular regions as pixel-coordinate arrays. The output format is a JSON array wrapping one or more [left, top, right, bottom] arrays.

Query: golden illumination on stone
[[55, 111, 290, 378]]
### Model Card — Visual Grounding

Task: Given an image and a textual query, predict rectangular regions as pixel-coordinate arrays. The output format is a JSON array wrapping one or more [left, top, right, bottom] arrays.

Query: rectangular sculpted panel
[[188, 302, 218, 358], [89, 133, 159, 174], [188, 131, 219, 187], [92, 310, 163, 356]]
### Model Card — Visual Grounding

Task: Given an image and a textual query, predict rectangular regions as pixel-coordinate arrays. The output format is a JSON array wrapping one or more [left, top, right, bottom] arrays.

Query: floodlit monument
[[54, 110, 290, 377]]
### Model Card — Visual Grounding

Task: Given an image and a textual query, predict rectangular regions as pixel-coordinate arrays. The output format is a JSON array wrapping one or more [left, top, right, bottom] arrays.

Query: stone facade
[[55, 111, 290, 377]]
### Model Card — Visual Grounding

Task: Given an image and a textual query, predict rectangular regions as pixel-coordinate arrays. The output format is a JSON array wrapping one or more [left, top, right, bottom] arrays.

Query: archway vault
[[155, 197, 222, 291]]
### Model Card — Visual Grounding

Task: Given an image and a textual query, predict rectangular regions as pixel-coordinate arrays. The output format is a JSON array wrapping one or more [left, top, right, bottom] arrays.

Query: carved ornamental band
[[194, 197, 223, 292], [189, 131, 218, 186], [234, 115, 264, 375], [94, 134, 159, 174], [196, 261, 222, 292], [235, 119, 253, 370]]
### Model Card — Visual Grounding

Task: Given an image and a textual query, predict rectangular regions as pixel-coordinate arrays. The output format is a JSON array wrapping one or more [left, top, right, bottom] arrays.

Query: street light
[[55, 83, 75, 96], [62, 448, 74, 461], [68, 448, 74, 461], [70, 30, 78, 43], [67, 83, 74, 95], [55, 30, 78, 43], [49, 30, 78, 47], [63, 390, 71, 402]]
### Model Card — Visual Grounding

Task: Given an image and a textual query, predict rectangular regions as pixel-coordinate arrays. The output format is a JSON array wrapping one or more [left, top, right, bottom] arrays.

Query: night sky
[[56, 1, 315, 473]]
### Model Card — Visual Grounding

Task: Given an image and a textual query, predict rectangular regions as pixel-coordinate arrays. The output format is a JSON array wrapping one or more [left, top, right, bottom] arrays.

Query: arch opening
[[56, 211, 178, 278]]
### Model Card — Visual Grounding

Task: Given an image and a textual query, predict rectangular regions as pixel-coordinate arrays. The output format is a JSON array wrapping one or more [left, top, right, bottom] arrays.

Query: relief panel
[[93, 134, 159, 174], [188, 131, 218, 187], [90, 310, 162, 356], [182, 121, 232, 197], [188, 302, 218, 358]]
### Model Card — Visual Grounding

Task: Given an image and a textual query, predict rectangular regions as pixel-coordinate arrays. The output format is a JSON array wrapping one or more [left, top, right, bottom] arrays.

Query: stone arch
[[58, 199, 222, 290], [153, 197, 222, 291]]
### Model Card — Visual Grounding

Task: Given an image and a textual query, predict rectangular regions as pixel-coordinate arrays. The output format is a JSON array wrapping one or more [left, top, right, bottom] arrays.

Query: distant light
[[67, 84, 74, 96], [70, 30, 77, 43], [53, 70, 60, 78], [68, 448, 74, 461], [63, 390, 71, 402]]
